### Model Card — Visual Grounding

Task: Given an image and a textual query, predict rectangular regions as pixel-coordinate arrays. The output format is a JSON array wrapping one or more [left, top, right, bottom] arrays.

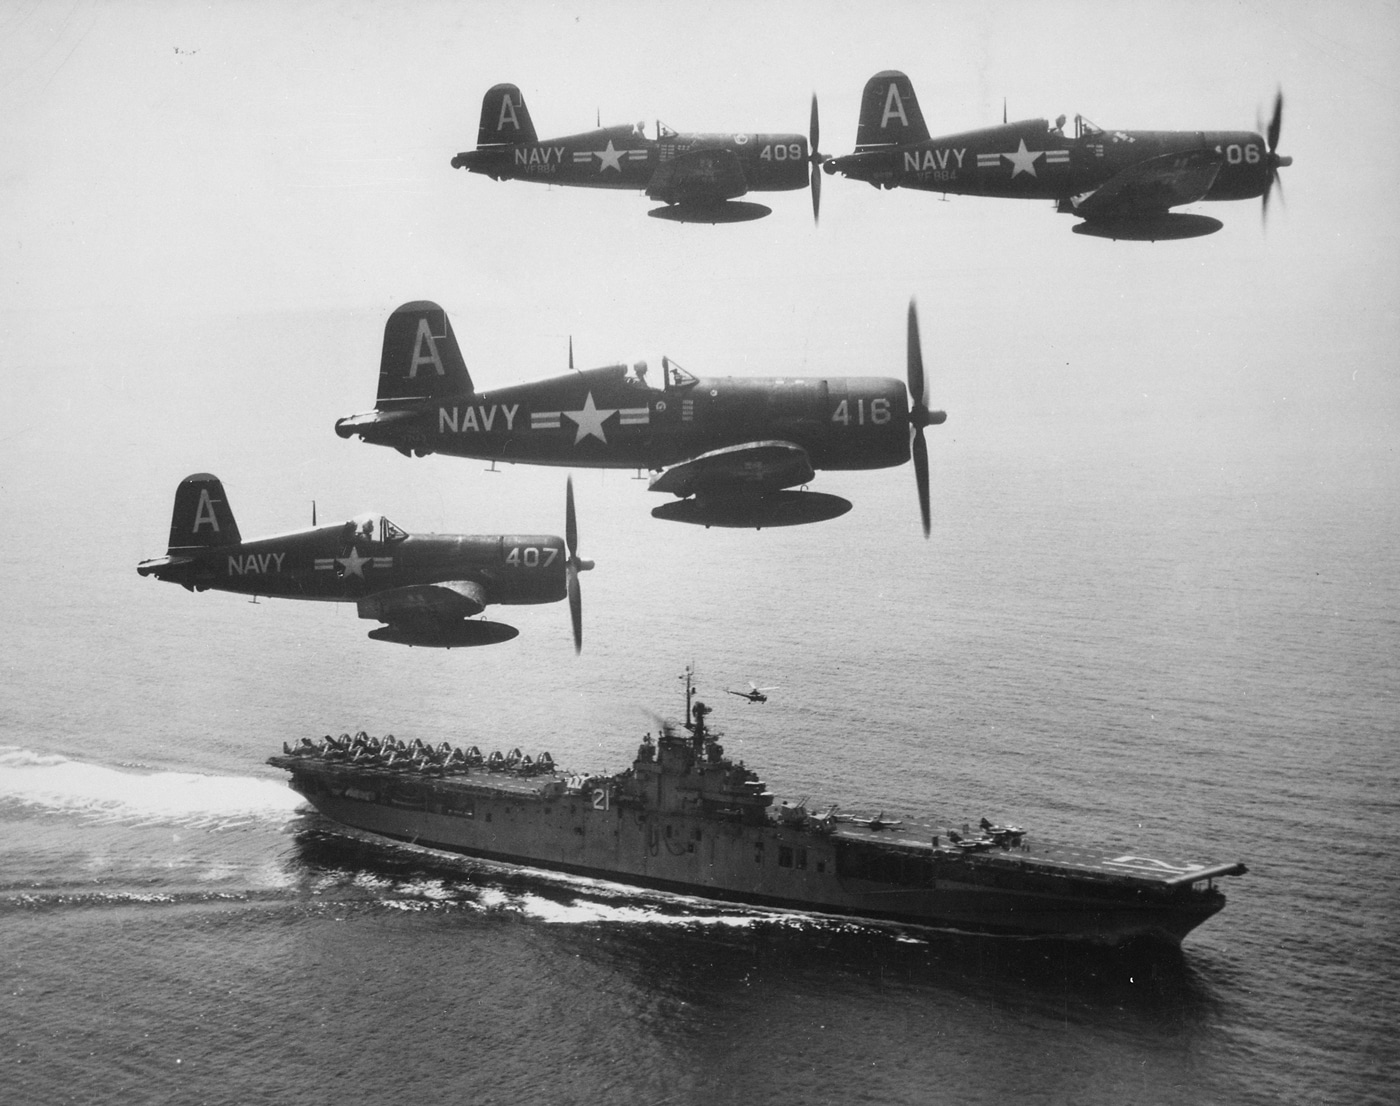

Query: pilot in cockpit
[[1050, 114, 1067, 137]]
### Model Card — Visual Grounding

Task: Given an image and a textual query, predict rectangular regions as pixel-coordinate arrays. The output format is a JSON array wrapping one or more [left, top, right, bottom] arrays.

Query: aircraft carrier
[[269, 668, 1246, 944]]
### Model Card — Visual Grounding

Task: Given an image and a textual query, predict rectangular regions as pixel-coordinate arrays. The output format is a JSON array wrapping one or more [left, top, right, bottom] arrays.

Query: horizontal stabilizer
[[649, 440, 815, 498], [334, 407, 419, 438], [135, 554, 193, 578]]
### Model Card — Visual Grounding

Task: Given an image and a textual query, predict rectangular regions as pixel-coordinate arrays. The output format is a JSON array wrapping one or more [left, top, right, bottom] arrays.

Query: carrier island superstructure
[[269, 668, 1245, 944]]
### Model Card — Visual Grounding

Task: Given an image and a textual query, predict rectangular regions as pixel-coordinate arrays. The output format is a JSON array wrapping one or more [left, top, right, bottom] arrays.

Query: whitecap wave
[[0, 745, 303, 827]]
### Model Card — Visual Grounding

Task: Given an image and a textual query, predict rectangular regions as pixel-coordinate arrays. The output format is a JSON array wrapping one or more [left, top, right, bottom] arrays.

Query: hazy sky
[[2, 0, 1397, 623]]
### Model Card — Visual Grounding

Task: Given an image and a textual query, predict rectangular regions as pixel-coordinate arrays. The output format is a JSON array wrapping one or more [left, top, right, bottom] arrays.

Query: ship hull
[[282, 766, 1229, 945]]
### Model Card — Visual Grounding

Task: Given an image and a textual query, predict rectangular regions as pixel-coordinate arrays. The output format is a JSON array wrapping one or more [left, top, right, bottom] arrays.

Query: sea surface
[[2, 437, 1396, 1106]]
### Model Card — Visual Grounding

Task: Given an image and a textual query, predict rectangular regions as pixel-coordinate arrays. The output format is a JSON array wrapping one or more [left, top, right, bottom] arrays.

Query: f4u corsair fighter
[[824, 71, 1291, 240], [450, 83, 827, 223], [335, 301, 944, 533], [137, 474, 593, 649]]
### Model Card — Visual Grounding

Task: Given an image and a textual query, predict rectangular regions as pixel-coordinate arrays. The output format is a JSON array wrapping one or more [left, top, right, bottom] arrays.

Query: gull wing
[[646, 147, 749, 205], [356, 580, 488, 624], [1067, 148, 1223, 220], [648, 440, 816, 499]]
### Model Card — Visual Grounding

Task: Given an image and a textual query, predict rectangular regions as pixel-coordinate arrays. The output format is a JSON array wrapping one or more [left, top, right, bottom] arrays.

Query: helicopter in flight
[[137, 474, 593, 650], [335, 299, 945, 533], [726, 682, 780, 704], [450, 82, 828, 223], [823, 70, 1291, 240]]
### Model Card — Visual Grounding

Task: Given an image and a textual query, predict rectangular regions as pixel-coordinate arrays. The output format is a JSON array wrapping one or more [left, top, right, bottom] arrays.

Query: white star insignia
[[592, 140, 625, 172], [337, 546, 369, 578], [1003, 139, 1043, 178], [563, 392, 616, 444]]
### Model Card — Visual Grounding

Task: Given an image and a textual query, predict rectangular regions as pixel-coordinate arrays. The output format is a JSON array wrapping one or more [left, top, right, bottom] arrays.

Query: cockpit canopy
[[1074, 114, 1103, 139], [347, 514, 408, 544], [619, 357, 695, 390]]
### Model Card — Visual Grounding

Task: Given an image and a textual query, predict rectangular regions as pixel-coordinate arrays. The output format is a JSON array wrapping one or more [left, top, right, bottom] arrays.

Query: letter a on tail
[[477, 83, 537, 146], [377, 301, 476, 404], [854, 70, 930, 152], [168, 473, 241, 551]]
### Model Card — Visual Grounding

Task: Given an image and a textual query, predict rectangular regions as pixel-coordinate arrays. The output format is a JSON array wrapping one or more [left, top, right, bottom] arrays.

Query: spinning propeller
[[906, 300, 946, 538], [1258, 89, 1291, 222], [809, 94, 829, 224], [565, 476, 594, 654]]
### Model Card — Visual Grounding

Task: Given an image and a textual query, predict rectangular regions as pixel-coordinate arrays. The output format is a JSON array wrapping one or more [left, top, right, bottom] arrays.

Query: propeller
[[564, 476, 594, 654], [1259, 89, 1291, 222], [809, 93, 827, 224], [907, 299, 946, 539]]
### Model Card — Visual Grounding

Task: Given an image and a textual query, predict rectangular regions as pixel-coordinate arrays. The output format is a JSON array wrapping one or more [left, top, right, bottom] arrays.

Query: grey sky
[[2, 0, 1396, 591]]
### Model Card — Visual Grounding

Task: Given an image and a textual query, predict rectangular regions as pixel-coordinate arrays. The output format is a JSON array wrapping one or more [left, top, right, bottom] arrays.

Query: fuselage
[[340, 364, 911, 474], [454, 124, 810, 194], [830, 118, 1273, 202], [139, 524, 567, 607]]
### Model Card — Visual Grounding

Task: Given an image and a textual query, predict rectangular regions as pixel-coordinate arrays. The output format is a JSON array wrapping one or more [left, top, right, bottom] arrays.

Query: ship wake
[[0, 745, 301, 829]]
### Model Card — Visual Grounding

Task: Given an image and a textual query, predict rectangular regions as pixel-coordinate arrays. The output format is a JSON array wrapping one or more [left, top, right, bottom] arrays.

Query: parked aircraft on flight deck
[[334, 300, 945, 534], [823, 71, 1291, 240], [137, 474, 593, 650], [449, 82, 830, 223]]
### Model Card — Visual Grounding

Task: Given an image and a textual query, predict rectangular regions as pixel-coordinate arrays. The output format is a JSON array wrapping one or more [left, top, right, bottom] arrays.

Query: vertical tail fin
[[854, 70, 930, 151], [168, 473, 240, 552], [477, 83, 537, 146], [376, 301, 475, 405]]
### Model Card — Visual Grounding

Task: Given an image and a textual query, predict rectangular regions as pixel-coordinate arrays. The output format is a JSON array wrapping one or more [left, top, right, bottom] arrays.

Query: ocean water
[[2, 429, 1395, 1106]]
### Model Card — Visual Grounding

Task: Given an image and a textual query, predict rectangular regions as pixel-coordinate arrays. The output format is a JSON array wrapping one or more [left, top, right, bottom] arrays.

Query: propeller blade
[[809, 92, 820, 157], [811, 160, 822, 224], [565, 475, 578, 559], [905, 299, 941, 539], [562, 475, 592, 653], [912, 428, 930, 538], [907, 299, 927, 416], [568, 563, 582, 654], [809, 93, 822, 225], [1259, 89, 1288, 226]]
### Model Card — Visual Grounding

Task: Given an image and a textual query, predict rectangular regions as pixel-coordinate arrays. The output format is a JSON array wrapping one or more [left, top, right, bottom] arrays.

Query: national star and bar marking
[[591, 140, 625, 172], [977, 140, 1070, 177], [335, 547, 370, 577], [563, 393, 615, 444], [315, 552, 393, 572], [530, 392, 650, 444]]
